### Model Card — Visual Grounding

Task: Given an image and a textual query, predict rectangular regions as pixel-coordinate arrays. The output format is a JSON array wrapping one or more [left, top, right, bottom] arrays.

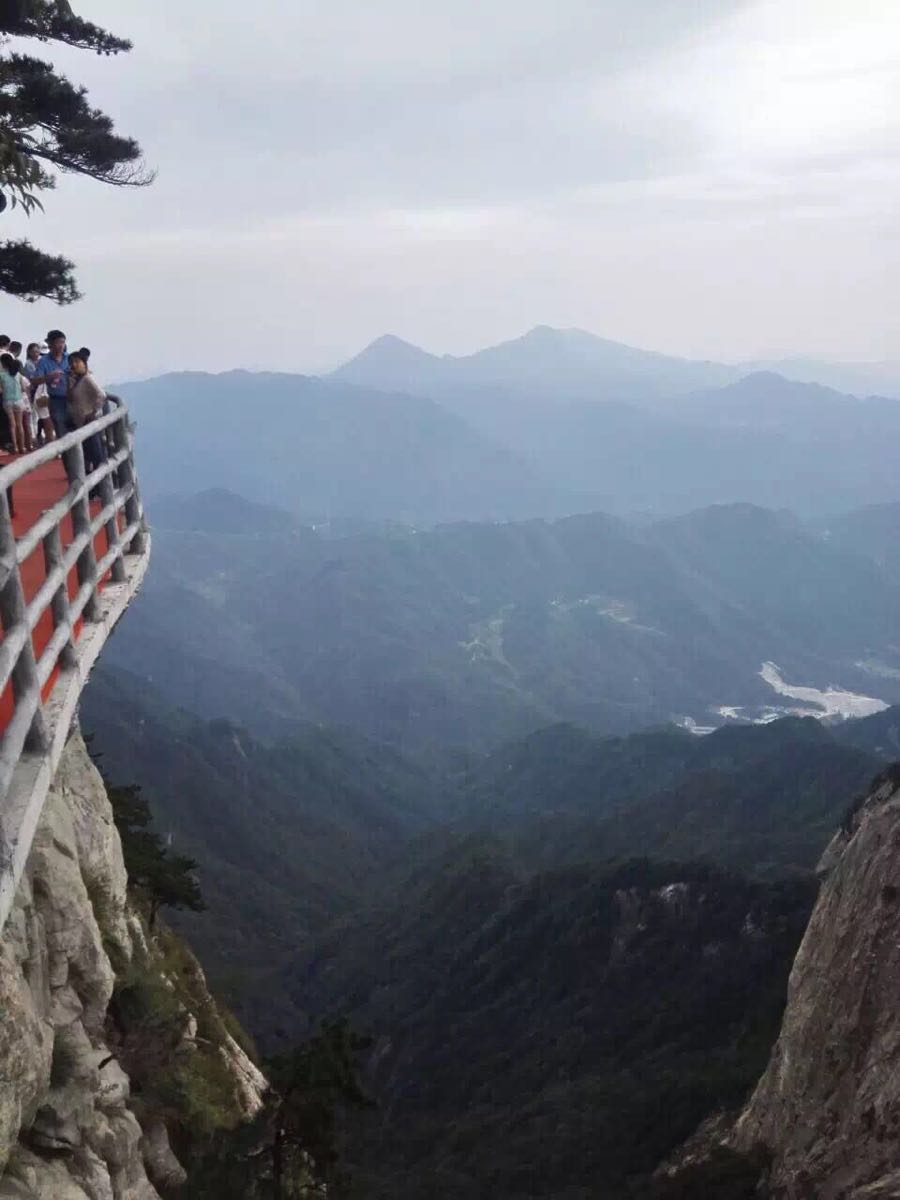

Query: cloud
[[1, 0, 897, 374]]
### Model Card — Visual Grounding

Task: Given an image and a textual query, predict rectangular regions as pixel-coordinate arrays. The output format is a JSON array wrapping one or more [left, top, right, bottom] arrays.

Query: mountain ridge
[[334, 326, 900, 400], [333, 323, 738, 399]]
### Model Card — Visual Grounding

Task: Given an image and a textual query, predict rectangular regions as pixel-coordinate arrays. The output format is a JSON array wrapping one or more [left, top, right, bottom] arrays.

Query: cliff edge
[[728, 764, 900, 1198], [0, 729, 265, 1199]]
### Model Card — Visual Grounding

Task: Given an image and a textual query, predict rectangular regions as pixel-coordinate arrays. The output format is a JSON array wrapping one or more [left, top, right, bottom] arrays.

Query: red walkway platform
[[0, 451, 119, 729]]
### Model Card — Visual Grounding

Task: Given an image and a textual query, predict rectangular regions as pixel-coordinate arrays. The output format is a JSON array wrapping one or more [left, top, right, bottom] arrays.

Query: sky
[[0, 0, 898, 379]]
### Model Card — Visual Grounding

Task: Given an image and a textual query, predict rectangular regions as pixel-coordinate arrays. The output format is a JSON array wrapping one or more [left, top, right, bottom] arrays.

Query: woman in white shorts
[[24, 342, 55, 444]]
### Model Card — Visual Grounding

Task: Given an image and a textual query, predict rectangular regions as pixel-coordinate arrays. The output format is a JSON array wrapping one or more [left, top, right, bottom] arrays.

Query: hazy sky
[[1, 0, 898, 379]]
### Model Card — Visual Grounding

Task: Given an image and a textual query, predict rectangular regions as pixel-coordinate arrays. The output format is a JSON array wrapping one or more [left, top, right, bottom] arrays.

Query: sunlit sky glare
[[1, 0, 898, 380]]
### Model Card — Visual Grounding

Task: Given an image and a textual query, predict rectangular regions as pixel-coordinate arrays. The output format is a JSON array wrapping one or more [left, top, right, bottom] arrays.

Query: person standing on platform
[[1, 354, 31, 454], [30, 330, 70, 437], [67, 352, 107, 482], [23, 344, 55, 445]]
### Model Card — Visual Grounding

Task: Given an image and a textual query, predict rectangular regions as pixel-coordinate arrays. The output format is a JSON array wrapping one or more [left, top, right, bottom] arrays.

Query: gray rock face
[[732, 768, 900, 1198], [141, 1120, 187, 1192], [0, 730, 265, 1198]]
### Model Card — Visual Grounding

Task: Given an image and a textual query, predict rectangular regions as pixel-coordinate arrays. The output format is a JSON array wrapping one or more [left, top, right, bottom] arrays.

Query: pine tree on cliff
[[107, 782, 205, 930], [0, 0, 153, 302]]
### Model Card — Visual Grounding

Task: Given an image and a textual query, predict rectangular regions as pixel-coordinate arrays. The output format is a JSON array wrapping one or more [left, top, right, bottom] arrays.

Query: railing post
[[113, 415, 146, 554], [42, 525, 77, 671], [97, 467, 126, 584], [0, 489, 48, 753], [62, 442, 101, 623]]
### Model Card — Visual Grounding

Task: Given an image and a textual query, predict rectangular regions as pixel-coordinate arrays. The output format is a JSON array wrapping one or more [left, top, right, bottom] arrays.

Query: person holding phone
[[29, 330, 71, 437]]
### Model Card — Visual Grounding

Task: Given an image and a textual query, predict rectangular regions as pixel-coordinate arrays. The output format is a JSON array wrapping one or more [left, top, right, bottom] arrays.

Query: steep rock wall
[[0, 729, 265, 1199], [731, 766, 900, 1198]]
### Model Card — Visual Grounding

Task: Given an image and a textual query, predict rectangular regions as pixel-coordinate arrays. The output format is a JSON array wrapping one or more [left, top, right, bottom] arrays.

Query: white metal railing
[[0, 404, 150, 930]]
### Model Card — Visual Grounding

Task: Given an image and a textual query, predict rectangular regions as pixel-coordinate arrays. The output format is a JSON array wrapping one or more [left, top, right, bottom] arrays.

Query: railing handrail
[[0, 404, 126, 490], [0, 403, 150, 932]]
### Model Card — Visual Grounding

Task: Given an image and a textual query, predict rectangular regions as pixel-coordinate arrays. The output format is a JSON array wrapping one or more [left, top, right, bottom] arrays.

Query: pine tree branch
[[0, 54, 154, 185], [0, 1, 131, 55], [0, 2, 150, 300], [0, 238, 80, 302]]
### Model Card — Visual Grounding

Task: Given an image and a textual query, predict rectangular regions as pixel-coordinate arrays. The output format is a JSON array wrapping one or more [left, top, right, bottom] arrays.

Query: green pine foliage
[[109, 929, 248, 1145], [107, 780, 205, 929], [182, 1019, 372, 1200], [0, 0, 152, 301]]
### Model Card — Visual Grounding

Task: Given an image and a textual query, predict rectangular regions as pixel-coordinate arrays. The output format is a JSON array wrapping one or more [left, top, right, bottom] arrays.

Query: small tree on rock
[[108, 782, 205, 929]]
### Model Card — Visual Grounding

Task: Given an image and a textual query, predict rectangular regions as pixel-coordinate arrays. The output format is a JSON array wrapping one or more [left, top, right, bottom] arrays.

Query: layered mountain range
[[333, 325, 900, 405], [76, 325, 900, 1197], [81, 650, 900, 1196], [90, 493, 900, 749], [119, 326, 900, 522]]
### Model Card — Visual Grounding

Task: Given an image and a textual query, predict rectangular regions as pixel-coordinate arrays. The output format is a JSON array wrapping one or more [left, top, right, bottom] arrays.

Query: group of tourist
[[0, 330, 107, 458]]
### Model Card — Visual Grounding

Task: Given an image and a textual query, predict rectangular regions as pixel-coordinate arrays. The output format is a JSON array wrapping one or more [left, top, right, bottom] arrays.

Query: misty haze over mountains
[[108, 323, 900, 749], [10, 0, 900, 1194], [333, 324, 900, 405], [119, 326, 900, 523], [87, 321, 900, 1197], [93, 493, 900, 750]]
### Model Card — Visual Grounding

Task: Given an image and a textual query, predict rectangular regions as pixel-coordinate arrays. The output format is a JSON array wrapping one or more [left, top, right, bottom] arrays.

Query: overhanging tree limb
[[0, 1, 131, 55], [0, 0, 151, 302], [0, 238, 78, 301], [1, 55, 153, 185]]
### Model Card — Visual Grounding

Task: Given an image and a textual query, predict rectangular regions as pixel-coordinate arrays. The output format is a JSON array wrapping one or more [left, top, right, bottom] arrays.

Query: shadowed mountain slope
[[292, 850, 815, 1200]]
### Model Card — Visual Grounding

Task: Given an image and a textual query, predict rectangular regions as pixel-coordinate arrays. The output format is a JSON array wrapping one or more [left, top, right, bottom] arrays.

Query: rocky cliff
[[659, 765, 900, 1199], [729, 764, 900, 1197], [0, 729, 266, 1199]]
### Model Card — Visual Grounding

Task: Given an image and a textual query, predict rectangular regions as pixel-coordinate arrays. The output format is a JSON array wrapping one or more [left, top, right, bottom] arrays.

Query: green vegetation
[[107, 781, 205, 929], [96, 498, 900, 749], [291, 851, 813, 1199], [85, 677, 891, 1040], [183, 1020, 372, 1200], [84, 676, 444, 1032], [109, 928, 248, 1144], [0, 0, 152, 301], [81, 562, 900, 1197], [96, 755, 368, 1193]]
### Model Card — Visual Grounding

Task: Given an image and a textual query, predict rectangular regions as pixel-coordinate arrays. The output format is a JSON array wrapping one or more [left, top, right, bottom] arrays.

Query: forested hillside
[[82, 666, 443, 1038], [98, 497, 900, 749], [83, 660, 895, 1041], [294, 853, 815, 1199], [78, 463, 900, 1196]]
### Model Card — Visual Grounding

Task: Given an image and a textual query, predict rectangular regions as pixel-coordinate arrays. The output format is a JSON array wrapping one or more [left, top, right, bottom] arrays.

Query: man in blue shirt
[[30, 330, 70, 437]]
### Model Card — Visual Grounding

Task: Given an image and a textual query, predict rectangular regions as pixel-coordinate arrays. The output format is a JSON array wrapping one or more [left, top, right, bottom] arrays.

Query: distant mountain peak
[[523, 323, 607, 339], [719, 370, 848, 402], [339, 333, 437, 368], [367, 332, 429, 354], [521, 324, 580, 340], [331, 333, 441, 388]]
